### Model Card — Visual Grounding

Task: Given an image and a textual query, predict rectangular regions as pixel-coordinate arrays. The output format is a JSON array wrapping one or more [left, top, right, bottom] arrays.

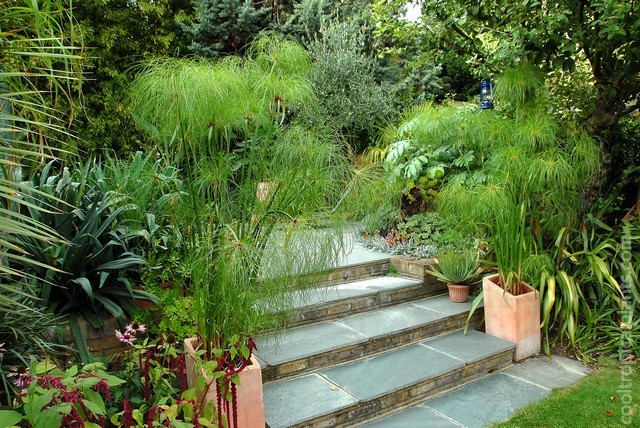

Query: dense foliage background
[[1, 0, 638, 422]]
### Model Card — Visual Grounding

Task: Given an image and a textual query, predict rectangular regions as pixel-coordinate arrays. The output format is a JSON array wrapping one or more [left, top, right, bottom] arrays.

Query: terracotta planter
[[447, 283, 470, 303], [482, 274, 540, 361], [184, 337, 265, 428]]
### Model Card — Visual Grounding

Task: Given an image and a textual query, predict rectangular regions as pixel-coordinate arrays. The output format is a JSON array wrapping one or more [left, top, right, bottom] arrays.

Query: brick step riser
[[317, 260, 391, 287], [261, 310, 482, 383], [289, 348, 514, 428]]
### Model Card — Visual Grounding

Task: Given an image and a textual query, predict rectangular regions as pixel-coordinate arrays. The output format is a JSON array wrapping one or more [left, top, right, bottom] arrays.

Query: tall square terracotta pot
[[483, 274, 541, 361], [184, 337, 265, 427]]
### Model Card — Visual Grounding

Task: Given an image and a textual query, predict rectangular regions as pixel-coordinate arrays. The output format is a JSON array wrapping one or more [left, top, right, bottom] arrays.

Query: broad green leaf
[[0, 410, 23, 427]]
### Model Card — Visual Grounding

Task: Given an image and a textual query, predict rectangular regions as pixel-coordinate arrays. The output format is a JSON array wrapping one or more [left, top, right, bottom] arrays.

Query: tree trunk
[[585, 74, 640, 136]]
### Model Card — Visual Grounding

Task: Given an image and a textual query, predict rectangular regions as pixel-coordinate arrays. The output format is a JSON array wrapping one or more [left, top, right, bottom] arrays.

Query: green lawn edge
[[491, 360, 639, 428]]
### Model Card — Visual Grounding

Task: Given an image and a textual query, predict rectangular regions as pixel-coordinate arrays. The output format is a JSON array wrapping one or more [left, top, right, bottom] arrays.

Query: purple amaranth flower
[[115, 329, 136, 345]]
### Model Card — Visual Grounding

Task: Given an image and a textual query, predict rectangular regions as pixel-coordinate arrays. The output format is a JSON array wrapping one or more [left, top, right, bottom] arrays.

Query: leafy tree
[[416, 0, 639, 137], [185, 0, 270, 57], [370, 1, 445, 106], [71, 0, 193, 155], [302, 20, 396, 151]]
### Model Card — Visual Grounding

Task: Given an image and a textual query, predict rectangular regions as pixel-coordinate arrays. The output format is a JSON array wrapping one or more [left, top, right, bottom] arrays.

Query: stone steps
[[318, 259, 391, 287], [287, 275, 445, 327], [257, 294, 484, 383], [262, 330, 515, 428], [256, 252, 516, 427]]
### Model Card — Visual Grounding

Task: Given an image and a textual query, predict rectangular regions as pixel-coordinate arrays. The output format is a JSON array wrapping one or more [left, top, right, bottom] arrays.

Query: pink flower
[[8, 372, 34, 388], [115, 330, 136, 345], [125, 322, 147, 334]]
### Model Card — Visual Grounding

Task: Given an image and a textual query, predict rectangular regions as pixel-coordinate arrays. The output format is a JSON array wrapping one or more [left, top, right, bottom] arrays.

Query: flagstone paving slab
[[422, 372, 550, 428], [337, 234, 392, 267], [365, 406, 461, 427], [319, 344, 462, 400], [422, 330, 515, 364], [412, 296, 480, 316], [502, 355, 590, 389], [256, 322, 366, 366], [263, 373, 357, 428], [289, 277, 423, 308], [335, 302, 445, 338], [364, 355, 590, 428]]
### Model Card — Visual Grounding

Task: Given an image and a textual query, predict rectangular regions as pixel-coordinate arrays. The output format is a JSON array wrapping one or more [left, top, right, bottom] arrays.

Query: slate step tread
[[287, 275, 442, 327], [289, 276, 424, 309], [263, 330, 515, 428], [363, 355, 590, 428], [256, 294, 480, 375]]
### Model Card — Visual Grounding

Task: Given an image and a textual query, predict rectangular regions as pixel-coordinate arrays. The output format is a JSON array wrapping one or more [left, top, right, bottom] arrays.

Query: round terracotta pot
[[447, 283, 471, 303]]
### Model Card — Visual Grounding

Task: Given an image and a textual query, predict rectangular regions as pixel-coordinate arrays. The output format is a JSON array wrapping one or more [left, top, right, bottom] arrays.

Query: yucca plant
[[9, 161, 158, 361]]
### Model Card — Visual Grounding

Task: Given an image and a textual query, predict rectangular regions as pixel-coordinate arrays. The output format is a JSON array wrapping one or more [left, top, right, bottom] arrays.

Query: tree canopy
[[413, 0, 639, 137]]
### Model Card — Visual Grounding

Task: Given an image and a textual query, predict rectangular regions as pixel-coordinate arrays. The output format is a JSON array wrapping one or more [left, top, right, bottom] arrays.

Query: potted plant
[[441, 182, 541, 361], [428, 248, 480, 302], [481, 195, 540, 361]]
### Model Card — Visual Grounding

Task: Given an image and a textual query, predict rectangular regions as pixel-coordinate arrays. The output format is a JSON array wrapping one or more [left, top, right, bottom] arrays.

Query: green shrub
[[3, 359, 125, 426], [395, 212, 469, 250], [303, 20, 396, 151], [133, 256, 197, 341], [102, 151, 189, 253]]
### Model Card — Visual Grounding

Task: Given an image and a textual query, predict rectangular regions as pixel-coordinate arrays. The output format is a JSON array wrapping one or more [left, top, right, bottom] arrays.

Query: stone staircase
[[255, 256, 517, 428]]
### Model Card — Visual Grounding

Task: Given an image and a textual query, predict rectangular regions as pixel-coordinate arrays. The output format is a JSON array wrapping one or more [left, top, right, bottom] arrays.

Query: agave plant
[[429, 248, 481, 285], [8, 161, 157, 361]]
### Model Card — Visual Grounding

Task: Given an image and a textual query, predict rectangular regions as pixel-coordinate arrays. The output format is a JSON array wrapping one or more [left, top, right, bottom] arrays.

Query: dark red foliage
[[122, 400, 135, 427], [178, 355, 187, 391], [19, 372, 113, 427]]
